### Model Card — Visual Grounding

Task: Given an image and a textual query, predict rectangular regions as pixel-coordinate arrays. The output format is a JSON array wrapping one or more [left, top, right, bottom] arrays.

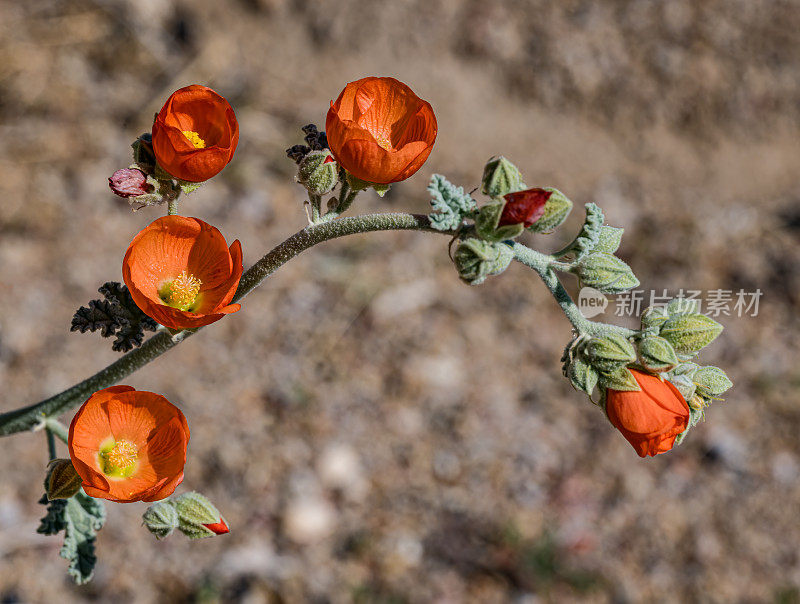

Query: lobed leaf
[[427, 174, 477, 231], [38, 491, 106, 585]]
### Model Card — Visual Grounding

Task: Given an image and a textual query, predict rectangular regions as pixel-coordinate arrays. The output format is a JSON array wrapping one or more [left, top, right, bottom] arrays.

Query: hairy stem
[[512, 243, 637, 339], [0, 213, 441, 436], [0, 213, 621, 438]]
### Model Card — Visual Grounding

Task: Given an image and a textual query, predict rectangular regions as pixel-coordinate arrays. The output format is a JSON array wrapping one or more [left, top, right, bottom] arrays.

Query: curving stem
[[0, 213, 622, 438]]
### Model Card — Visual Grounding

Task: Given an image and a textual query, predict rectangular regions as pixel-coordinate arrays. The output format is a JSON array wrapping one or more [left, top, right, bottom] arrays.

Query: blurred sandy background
[[1, 0, 800, 602]]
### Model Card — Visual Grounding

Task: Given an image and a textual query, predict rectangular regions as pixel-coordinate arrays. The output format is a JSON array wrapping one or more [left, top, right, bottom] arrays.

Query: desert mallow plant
[[0, 77, 731, 584]]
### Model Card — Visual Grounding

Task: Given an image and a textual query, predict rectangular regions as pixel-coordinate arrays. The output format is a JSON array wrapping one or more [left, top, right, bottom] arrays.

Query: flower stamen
[[182, 130, 206, 149], [100, 439, 138, 477], [159, 272, 202, 311]]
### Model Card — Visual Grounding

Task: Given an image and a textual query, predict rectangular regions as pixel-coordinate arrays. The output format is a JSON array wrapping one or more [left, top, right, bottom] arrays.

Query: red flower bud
[[108, 168, 153, 198], [202, 520, 230, 535], [498, 188, 552, 228], [605, 370, 690, 457]]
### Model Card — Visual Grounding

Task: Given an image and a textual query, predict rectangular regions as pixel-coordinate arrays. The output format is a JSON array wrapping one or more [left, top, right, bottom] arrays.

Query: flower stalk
[[0, 213, 592, 438]]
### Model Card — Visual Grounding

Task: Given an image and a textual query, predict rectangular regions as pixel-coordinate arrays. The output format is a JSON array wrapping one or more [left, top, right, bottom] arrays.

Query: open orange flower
[[605, 370, 690, 457], [123, 216, 243, 330], [152, 85, 239, 182], [326, 77, 437, 184], [68, 386, 189, 503]]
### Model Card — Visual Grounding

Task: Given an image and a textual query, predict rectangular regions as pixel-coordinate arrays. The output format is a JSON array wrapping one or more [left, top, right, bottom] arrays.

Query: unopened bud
[[173, 492, 229, 539], [298, 150, 338, 195], [575, 252, 639, 294], [109, 168, 154, 198], [693, 366, 733, 398], [660, 313, 723, 355], [481, 156, 524, 198], [142, 500, 179, 540], [45, 459, 82, 501], [453, 238, 514, 285]]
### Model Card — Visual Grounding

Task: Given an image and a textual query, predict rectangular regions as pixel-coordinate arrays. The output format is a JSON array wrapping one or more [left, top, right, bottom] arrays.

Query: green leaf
[[427, 174, 477, 231], [38, 491, 106, 585], [593, 226, 624, 253]]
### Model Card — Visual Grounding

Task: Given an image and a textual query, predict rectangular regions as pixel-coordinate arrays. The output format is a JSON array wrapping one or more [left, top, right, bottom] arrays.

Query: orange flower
[[152, 85, 239, 182], [68, 386, 189, 503], [123, 216, 243, 330], [326, 77, 437, 184], [605, 370, 690, 457]]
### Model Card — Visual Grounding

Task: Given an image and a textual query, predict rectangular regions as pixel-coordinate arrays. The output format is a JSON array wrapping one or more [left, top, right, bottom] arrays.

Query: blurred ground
[[1, 0, 800, 602]]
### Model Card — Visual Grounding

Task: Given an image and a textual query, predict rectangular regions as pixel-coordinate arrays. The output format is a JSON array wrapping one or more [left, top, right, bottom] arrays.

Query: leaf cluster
[[71, 282, 158, 352]]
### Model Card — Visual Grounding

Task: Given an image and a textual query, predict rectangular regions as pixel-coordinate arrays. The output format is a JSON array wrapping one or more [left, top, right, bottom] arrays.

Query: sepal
[[598, 366, 640, 391], [527, 188, 573, 234], [637, 336, 679, 372], [583, 333, 637, 373], [474, 202, 525, 242], [567, 356, 599, 395]]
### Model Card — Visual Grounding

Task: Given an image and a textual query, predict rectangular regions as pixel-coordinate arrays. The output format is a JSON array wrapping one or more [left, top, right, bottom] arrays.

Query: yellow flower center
[[159, 272, 202, 311], [182, 130, 206, 149], [99, 439, 138, 478]]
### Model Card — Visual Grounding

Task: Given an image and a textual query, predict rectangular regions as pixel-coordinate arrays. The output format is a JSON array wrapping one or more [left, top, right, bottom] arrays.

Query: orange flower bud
[[605, 370, 690, 457], [151, 85, 239, 183], [68, 386, 190, 503], [122, 216, 243, 330], [325, 77, 437, 184]]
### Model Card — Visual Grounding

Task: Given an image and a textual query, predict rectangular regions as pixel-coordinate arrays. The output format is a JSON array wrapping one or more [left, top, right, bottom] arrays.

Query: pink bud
[[108, 168, 153, 198]]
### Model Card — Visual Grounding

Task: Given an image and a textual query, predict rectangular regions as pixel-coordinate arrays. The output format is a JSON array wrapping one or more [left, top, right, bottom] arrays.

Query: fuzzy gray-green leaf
[[428, 174, 478, 231]]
